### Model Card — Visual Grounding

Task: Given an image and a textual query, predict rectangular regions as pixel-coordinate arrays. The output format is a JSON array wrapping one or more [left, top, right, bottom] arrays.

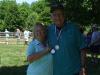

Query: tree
[[25, 12, 39, 31], [5, 1, 20, 31], [18, 2, 31, 31], [91, 0, 100, 24], [0, 0, 52, 31], [0, 20, 6, 31], [0, 0, 20, 31], [47, 0, 100, 26], [31, 0, 51, 25]]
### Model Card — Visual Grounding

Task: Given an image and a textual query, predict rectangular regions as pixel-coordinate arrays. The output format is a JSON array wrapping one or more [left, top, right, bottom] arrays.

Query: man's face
[[51, 9, 65, 27]]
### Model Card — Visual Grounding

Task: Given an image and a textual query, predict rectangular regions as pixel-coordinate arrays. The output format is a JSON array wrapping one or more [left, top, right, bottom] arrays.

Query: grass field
[[0, 44, 28, 75], [0, 44, 100, 75]]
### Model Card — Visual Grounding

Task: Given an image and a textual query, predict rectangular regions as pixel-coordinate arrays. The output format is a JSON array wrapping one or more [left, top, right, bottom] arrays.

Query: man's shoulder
[[66, 21, 79, 30]]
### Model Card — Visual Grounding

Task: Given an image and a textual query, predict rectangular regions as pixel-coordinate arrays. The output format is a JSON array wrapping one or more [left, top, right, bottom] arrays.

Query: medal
[[51, 26, 62, 54], [55, 45, 59, 50], [55, 26, 62, 51], [51, 49, 55, 54]]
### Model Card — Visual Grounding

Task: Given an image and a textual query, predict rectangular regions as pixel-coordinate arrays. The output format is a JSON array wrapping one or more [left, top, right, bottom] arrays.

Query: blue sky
[[16, 0, 38, 4]]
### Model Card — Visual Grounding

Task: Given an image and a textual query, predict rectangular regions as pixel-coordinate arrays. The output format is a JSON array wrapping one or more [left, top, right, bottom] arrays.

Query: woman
[[26, 22, 53, 75]]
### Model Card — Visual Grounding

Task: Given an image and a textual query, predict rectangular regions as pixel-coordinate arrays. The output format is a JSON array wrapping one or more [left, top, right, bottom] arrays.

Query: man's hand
[[79, 67, 87, 75]]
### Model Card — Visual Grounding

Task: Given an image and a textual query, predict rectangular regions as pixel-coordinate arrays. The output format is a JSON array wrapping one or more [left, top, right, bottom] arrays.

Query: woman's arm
[[27, 47, 51, 63]]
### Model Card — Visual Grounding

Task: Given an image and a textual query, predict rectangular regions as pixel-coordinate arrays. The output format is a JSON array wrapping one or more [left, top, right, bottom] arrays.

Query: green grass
[[0, 44, 27, 67], [0, 44, 28, 75]]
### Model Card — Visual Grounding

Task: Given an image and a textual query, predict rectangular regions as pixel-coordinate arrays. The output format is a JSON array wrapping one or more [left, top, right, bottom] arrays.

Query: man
[[47, 4, 87, 75], [89, 25, 100, 63], [91, 24, 100, 46], [5, 29, 9, 45], [24, 29, 30, 45], [15, 28, 21, 44]]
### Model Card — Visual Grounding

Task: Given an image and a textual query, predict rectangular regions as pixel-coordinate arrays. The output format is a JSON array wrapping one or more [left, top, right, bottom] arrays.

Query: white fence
[[0, 32, 16, 38], [0, 32, 31, 44]]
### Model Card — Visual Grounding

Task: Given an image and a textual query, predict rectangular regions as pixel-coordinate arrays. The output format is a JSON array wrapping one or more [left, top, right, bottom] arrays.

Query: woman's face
[[51, 9, 65, 28], [35, 26, 46, 42]]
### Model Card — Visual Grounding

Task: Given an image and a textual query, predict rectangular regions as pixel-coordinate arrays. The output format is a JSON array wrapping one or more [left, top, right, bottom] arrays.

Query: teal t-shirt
[[47, 22, 86, 75], [26, 39, 53, 75]]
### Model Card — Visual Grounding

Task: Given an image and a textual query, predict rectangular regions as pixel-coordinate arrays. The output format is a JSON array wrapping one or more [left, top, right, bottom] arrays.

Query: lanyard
[[55, 26, 62, 41], [51, 26, 63, 54]]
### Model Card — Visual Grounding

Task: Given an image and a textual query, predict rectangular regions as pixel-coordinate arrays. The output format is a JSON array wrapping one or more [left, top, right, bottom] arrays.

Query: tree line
[[0, 0, 51, 31], [0, 0, 100, 31], [48, 0, 100, 26]]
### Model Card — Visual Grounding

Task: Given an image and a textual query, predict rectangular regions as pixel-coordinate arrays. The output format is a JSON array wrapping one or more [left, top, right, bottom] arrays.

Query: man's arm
[[80, 48, 88, 75]]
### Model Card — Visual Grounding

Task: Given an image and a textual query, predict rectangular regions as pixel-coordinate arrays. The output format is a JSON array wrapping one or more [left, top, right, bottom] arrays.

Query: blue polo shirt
[[47, 22, 86, 75]]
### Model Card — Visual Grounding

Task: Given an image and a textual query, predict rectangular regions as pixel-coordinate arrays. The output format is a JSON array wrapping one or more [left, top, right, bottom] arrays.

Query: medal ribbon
[[55, 26, 62, 41]]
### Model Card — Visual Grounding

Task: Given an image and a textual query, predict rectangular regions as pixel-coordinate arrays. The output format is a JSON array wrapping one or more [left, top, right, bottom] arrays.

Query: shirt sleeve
[[73, 24, 87, 50], [79, 33, 87, 49], [26, 41, 36, 56]]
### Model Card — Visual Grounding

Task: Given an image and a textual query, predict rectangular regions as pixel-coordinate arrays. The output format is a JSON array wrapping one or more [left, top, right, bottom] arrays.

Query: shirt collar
[[33, 39, 41, 45]]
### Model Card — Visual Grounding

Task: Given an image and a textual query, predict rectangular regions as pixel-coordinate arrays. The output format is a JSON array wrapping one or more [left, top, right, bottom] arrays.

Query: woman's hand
[[46, 47, 51, 53]]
